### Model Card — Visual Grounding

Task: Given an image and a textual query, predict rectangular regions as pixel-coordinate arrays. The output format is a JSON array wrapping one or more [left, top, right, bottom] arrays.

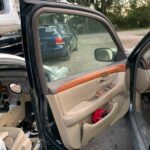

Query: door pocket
[[81, 102, 118, 145]]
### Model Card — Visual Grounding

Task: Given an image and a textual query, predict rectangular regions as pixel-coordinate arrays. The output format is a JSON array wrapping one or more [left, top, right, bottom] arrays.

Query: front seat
[[0, 127, 32, 150]]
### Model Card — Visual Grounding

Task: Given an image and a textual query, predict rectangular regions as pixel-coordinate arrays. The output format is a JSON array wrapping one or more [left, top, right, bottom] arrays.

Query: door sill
[[126, 106, 147, 150]]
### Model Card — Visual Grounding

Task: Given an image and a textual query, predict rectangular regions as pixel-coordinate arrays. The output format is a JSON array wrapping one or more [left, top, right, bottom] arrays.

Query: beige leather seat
[[0, 127, 32, 150]]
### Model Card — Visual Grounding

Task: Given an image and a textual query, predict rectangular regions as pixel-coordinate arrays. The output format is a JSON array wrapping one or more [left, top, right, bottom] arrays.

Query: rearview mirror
[[94, 48, 117, 62]]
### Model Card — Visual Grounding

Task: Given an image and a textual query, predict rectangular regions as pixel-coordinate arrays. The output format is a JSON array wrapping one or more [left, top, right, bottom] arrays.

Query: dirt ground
[[117, 29, 149, 49]]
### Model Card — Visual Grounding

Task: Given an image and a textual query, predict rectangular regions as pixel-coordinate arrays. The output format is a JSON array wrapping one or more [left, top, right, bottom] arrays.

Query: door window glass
[[38, 13, 118, 82]]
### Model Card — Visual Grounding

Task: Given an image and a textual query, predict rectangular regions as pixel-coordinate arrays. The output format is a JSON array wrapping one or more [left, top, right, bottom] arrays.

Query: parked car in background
[[0, 0, 20, 35], [0, 0, 22, 56], [0, 34, 23, 56], [39, 23, 78, 60]]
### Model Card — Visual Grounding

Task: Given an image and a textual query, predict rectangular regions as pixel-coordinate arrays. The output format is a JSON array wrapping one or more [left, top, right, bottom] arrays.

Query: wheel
[[74, 37, 78, 51], [63, 47, 71, 60]]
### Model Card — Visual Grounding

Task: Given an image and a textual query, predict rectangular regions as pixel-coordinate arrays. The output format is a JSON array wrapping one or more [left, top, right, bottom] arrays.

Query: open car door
[[20, 0, 130, 149]]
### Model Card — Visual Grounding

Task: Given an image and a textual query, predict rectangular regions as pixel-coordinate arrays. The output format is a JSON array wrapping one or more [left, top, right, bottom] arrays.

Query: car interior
[[135, 45, 150, 147], [0, 65, 40, 150], [0, 46, 149, 150], [0, 63, 65, 150], [45, 63, 130, 149]]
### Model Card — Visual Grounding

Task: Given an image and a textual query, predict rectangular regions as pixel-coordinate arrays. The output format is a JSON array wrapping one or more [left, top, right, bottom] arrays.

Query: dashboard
[[0, 70, 29, 114]]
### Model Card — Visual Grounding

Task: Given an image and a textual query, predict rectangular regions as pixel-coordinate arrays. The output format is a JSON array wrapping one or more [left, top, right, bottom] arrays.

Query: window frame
[[21, 2, 126, 94], [0, 0, 4, 13]]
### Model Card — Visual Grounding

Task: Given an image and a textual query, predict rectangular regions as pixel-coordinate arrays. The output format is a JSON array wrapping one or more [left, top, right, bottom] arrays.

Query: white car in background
[[0, 0, 20, 35]]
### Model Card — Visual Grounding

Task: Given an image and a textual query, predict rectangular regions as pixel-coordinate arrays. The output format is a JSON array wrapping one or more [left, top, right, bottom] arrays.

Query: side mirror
[[9, 84, 22, 94], [94, 48, 117, 62]]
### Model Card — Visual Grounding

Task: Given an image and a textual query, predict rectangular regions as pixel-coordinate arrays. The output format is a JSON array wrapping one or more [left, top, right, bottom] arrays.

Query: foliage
[[67, 0, 113, 14], [107, 13, 127, 29], [127, 6, 150, 28], [66, 0, 150, 29]]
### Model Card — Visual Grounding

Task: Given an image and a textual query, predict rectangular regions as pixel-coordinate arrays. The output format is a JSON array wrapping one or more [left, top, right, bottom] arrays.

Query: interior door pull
[[100, 76, 110, 83]]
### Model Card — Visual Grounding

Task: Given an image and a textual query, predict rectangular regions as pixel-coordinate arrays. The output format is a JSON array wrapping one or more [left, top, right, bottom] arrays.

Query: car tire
[[63, 47, 71, 60], [74, 38, 78, 51]]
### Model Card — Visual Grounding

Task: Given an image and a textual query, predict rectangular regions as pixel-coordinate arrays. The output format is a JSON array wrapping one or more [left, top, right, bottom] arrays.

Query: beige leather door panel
[[135, 68, 150, 112], [136, 68, 150, 93], [82, 102, 118, 145], [63, 73, 127, 127], [46, 64, 129, 150]]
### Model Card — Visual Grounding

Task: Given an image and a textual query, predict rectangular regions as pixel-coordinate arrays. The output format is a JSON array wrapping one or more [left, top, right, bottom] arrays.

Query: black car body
[[0, 35, 23, 56]]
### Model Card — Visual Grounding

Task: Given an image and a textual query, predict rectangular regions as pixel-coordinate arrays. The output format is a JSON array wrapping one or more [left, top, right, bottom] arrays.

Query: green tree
[[67, 0, 113, 15], [67, 0, 150, 29]]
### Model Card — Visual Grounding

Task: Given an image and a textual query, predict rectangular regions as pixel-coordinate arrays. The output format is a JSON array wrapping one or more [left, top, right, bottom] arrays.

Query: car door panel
[[20, 1, 130, 149], [46, 64, 130, 149], [136, 53, 150, 93], [136, 68, 150, 93], [81, 102, 118, 145], [48, 64, 126, 94], [135, 53, 150, 112], [134, 68, 149, 113]]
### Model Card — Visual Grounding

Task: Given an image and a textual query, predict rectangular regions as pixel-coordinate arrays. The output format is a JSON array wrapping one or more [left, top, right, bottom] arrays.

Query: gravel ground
[[81, 118, 134, 150], [117, 29, 150, 49]]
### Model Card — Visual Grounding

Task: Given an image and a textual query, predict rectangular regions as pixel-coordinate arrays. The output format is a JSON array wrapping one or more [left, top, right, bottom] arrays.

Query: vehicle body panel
[[0, 35, 23, 56], [0, 0, 20, 35], [20, 1, 129, 149], [0, 53, 25, 66], [19, 0, 150, 150]]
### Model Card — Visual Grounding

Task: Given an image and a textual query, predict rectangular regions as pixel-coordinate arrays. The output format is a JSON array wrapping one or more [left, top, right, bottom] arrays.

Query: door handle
[[100, 75, 110, 83]]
